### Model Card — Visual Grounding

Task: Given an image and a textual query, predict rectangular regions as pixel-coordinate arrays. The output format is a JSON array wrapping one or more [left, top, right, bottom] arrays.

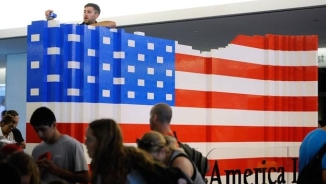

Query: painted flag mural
[[26, 20, 318, 183]]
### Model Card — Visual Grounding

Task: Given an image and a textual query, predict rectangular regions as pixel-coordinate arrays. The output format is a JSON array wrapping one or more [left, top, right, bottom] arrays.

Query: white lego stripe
[[67, 61, 80, 69], [31, 34, 40, 42], [176, 43, 317, 67], [25, 103, 317, 127], [68, 34, 80, 42], [210, 44, 317, 66], [47, 20, 60, 28], [175, 71, 317, 97], [25, 142, 300, 164], [47, 47, 60, 55], [67, 89, 80, 96], [114, 51, 125, 59], [113, 78, 125, 85], [47, 74, 60, 82], [30, 61, 39, 69], [176, 43, 206, 57]]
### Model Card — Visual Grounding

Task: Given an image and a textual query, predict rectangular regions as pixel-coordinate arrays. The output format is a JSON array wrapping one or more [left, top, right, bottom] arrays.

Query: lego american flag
[[26, 20, 318, 183]]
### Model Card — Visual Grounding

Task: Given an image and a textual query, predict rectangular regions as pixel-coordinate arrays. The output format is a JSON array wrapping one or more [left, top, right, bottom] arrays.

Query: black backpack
[[174, 131, 209, 182], [139, 164, 194, 184], [297, 142, 326, 184]]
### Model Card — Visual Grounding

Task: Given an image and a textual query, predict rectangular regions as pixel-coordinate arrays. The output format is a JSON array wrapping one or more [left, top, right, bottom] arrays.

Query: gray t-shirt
[[32, 135, 88, 184]]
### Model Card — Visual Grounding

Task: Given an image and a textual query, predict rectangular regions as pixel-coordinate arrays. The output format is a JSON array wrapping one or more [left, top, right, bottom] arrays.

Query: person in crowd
[[45, 3, 116, 28], [5, 110, 26, 149], [0, 143, 23, 161], [137, 131, 205, 184], [85, 118, 191, 184], [299, 118, 326, 183], [30, 107, 89, 184], [0, 162, 21, 184], [0, 114, 15, 143], [85, 119, 147, 184], [7, 151, 41, 184]]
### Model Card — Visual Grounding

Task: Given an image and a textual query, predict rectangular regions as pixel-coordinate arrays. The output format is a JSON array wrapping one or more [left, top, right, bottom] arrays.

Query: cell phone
[[38, 152, 52, 160]]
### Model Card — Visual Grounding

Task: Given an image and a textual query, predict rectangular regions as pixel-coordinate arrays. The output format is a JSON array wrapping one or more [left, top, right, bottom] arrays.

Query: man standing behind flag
[[30, 107, 89, 184], [149, 103, 174, 137], [148, 103, 209, 181]]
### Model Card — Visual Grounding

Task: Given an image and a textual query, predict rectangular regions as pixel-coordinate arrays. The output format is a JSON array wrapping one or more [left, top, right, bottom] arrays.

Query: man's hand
[[36, 159, 59, 174], [45, 9, 54, 20]]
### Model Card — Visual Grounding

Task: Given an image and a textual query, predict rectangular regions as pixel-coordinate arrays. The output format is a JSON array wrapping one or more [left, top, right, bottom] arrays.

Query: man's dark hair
[[6, 110, 18, 117], [319, 120, 326, 127], [1, 110, 7, 117], [30, 107, 56, 127], [150, 103, 172, 124], [85, 3, 101, 14]]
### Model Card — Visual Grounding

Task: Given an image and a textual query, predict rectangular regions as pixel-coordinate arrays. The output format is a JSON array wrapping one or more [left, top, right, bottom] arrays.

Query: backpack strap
[[315, 142, 326, 160]]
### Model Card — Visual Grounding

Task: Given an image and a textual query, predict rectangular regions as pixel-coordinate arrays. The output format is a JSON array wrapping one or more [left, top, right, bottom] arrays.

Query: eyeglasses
[[7, 124, 15, 129]]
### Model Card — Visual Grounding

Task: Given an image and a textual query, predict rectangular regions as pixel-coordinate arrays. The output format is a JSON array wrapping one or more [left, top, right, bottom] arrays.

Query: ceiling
[[0, 5, 326, 91], [122, 5, 326, 51]]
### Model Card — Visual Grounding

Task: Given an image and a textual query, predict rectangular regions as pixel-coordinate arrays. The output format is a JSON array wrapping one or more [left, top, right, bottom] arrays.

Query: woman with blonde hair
[[137, 131, 205, 184], [85, 119, 192, 184], [6, 151, 40, 184]]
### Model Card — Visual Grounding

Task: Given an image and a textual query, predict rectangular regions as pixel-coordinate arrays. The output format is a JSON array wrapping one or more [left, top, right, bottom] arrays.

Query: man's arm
[[322, 170, 326, 184], [37, 159, 90, 183], [12, 128, 26, 149], [91, 21, 116, 28]]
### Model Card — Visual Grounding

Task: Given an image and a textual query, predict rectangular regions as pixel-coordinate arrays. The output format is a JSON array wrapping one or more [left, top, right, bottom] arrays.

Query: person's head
[[0, 162, 21, 184], [0, 115, 15, 135], [150, 103, 172, 131], [0, 143, 23, 161], [137, 131, 182, 164], [85, 119, 126, 183], [83, 3, 100, 24], [6, 152, 40, 184], [1, 110, 7, 119], [30, 107, 57, 143], [319, 120, 326, 127], [6, 110, 19, 125]]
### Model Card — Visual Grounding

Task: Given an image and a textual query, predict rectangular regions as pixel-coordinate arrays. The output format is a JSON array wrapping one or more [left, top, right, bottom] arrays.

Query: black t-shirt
[[12, 128, 24, 143]]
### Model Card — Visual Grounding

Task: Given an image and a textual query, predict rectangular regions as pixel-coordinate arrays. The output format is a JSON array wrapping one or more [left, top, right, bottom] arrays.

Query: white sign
[[318, 48, 326, 68]]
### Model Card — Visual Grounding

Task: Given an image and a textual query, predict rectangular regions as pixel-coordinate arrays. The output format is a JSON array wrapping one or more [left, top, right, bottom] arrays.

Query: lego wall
[[25, 20, 318, 183]]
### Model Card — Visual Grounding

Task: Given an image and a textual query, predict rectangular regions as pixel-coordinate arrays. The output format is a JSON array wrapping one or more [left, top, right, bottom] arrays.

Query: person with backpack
[[137, 131, 205, 184], [85, 118, 192, 184], [298, 119, 326, 184], [149, 103, 209, 181]]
